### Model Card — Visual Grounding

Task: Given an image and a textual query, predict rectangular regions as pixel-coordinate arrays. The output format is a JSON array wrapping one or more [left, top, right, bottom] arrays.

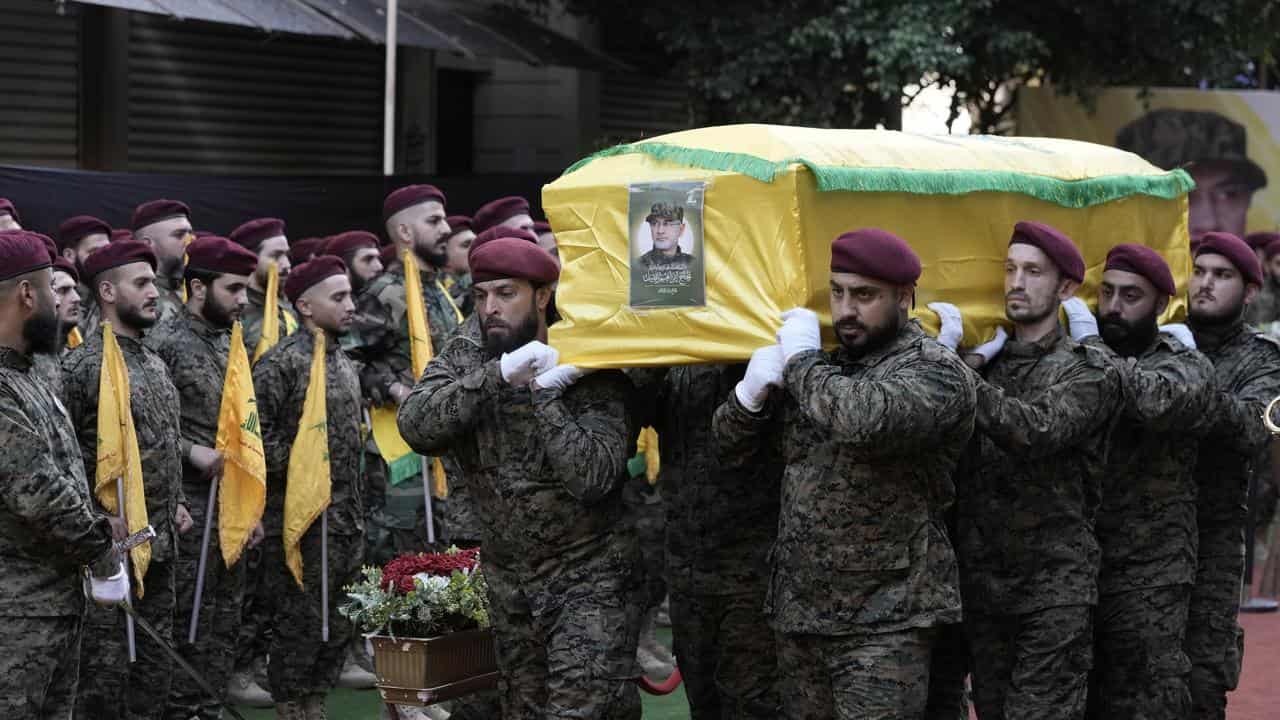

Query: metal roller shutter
[[0, 0, 80, 168], [128, 13, 384, 174]]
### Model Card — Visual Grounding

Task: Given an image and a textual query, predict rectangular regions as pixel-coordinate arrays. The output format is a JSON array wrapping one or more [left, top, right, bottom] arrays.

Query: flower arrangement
[[341, 546, 490, 638]]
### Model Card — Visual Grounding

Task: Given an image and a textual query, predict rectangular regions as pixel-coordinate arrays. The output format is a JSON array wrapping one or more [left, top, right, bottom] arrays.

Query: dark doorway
[[436, 69, 476, 175]]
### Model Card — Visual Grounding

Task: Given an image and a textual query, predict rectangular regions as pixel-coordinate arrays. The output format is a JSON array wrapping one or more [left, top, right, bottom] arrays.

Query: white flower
[[413, 573, 450, 593]]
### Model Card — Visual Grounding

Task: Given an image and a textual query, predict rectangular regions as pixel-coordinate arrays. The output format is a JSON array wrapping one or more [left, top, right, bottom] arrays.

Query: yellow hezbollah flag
[[216, 322, 266, 567], [283, 329, 331, 588], [67, 326, 83, 349], [95, 322, 151, 595], [403, 251, 448, 498], [180, 231, 193, 303], [253, 262, 282, 363], [636, 427, 660, 484]]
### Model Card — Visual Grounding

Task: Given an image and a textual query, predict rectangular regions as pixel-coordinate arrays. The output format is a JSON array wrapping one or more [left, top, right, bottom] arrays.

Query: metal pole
[[421, 458, 436, 545], [321, 511, 330, 642], [383, 0, 398, 176], [188, 476, 218, 643], [117, 480, 136, 663]]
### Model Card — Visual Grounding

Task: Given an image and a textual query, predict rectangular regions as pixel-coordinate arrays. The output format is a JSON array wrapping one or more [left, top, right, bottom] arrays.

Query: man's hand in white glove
[[777, 308, 821, 361], [90, 562, 130, 605], [1062, 297, 1099, 341], [735, 345, 785, 413], [927, 302, 965, 351], [531, 365, 594, 393], [1159, 323, 1197, 349], [964, 327, 1008, 370], [500, 341, 559, 387]]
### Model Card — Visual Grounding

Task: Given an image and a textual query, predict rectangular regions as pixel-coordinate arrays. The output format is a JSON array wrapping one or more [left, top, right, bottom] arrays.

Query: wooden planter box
[[371, 628, 499, 708]]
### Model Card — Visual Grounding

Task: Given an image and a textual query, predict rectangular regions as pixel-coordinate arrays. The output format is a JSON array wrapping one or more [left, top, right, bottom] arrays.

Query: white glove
[[1159, 323, 1197, 349], [968, 327, 1009, 365], [531, 365, 592, 392], [776, 308, 821, 361], [1062, 297, 1099, 341], [927, 302, 964, 351], [734, 345, 785, 412], [90, 563, 130, 605], [500, 341, 559, 387]]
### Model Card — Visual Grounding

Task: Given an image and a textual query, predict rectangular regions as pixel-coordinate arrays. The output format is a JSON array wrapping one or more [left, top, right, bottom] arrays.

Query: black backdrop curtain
[[0, 165, 553, 240]]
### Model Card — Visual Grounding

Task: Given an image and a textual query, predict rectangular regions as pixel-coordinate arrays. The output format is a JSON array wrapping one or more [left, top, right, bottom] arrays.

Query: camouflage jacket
[[0, 347, 116, 617], [31, 352, 63, 398], [444, 272, 474, 317], [242, 285, 297, 361], [1191, 318, 1280, 559], [1245, 278, 1280, 332], [62, 326, 186, 563], [956, 325, 1120, 615], [344, 278, 402, 406], [1087, 333, 1216, 595], [253, 329, 365, 538], [433, 312, 486, 543], [630, 364, 781, 596], [364, 264, 463, 388], [715, 322, 975, 635], [150, 309, 232, 530], [154, 274, 187, 330], [397, 333, 637, 612], [76, 282, 101, 338]]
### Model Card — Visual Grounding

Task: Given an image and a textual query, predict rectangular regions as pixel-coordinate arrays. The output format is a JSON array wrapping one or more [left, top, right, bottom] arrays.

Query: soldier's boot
[[338, 651, 378, 689], [302, 693, 328, 720], [228, 668, 275, 708], [275, 701, 306, 720]]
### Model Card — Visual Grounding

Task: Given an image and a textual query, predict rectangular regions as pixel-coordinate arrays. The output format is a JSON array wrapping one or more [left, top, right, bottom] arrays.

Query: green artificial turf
[[234, 628, 690, 719]]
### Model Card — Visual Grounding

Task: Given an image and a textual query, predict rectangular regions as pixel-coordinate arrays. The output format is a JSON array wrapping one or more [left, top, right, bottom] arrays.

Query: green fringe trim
[[561, 141, 1194, 209], [387, 453, 422, 487]]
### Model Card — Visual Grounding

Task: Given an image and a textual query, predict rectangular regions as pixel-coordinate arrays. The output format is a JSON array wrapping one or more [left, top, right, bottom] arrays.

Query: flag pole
[[421, 458, 436, 545], [320, 511, 330, 642], [188, 475, 218, 643], [117, 479, 136, 663]]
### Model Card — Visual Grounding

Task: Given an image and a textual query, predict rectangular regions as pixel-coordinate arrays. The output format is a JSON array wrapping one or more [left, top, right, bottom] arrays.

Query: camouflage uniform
[[714, 322, 975, 720], [1244, 278, 1280, 332], [241, 285, 297, 360], [0, 346, 117, 719], [956, 324, 1120, 720], [398, 333, 643, 720], [31, 351, 63, 397], [1187, 318, 1280, 720], [153, 275, 186, 330], [63, 326, 186, 720], [77, 281, 102, 338], [1083, 333, 1215, 719], [150, 308, 248, 719], [630, 364, 780, 719], [253, 329, 366, 703]]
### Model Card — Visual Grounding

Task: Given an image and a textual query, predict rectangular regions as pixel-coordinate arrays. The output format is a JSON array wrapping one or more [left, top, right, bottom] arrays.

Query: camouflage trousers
[[75, 559, 178, 720], [1086, 585, 1191, 720], [923, 623, 969, 720], [669, 588, 777, 719], [486, 568, 643, 720], [1185, 554, 1245, 720], [266, 530, 365, 703], [165, 524, 247, 720], [0, 614, 81, 719], [966, 605, 1093, 720], [233, 544, 272, 672], [775, 627, 936, 720]]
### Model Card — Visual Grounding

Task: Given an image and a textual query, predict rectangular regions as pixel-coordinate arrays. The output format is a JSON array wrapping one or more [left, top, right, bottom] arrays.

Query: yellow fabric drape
[[403, 251, 448, 498], [95, 322, 151, 595], [636, 427, 661, 484], [180, 231, 193, 303], [252, 262, 282, 363], [283, 330, 331, 588], [282, 307, 298, 336], [67, 326, 83, 349], [216, 322, 267, 567]]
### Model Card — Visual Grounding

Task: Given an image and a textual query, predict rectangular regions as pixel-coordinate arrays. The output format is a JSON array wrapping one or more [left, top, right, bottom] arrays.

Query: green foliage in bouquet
[[340, 546, 490, 638]]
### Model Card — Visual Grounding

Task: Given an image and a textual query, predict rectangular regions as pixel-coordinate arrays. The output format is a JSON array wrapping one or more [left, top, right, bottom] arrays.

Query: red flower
[[380, 548, 480, 595]]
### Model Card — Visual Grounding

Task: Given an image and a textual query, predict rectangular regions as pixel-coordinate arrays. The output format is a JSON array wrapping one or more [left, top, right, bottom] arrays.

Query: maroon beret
[[0, 230, 53, 281], [83, 239, 157, 279], [469, 236, 560, 285], [470, 226, 537, 256], [533, 220, 552, 235], [229, 217, 286, 253], [1104, 244, 1176, 296], [131, 199, 190, 230], [472, 196, 530, 233], [57, 215, 111, 251], [37, 233, 57, 263], [193, 230, 216, 239], [284, 256, 347, 304], [0, 198, 19, 224], [1009, 221, 1085, 283], [378, 244, 400, 268], [111, 228, 134, 243], [445, 216, 473, 238], [322, 231, 380, 259], [186, 236, 259, 277], [383, 184, 447, 222], [1246, 231, 1280, 252], [52, 256, 79, 284], [830, 228, 922, 285], [1196, 231, 1264, 286], [288, 237, 325, 266]]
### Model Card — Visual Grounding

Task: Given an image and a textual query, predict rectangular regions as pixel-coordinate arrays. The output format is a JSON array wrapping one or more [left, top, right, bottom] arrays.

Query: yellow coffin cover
[[543, 124, 1192, 367]]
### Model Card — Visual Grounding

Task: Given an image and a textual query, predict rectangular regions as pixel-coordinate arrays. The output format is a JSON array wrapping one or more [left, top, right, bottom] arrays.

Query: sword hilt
[[117, 525, 156, 554]]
